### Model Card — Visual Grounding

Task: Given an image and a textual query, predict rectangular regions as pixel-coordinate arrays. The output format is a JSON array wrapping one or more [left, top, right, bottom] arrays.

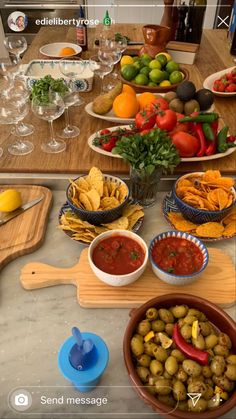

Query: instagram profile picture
[[7, 11, 28, 32]]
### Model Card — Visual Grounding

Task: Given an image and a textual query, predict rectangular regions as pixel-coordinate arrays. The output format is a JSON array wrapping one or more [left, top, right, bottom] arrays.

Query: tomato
[[225, 83, 236, 92], [135, 109, 156, 130], [170, 123, 189, 135], [101, 136, 118, 152], [171, 131, 199, 157], [100, 129, 111, 135], [155, 109, 177, 131], [149, 97, 169, 112], [176, 112, 185, 121]]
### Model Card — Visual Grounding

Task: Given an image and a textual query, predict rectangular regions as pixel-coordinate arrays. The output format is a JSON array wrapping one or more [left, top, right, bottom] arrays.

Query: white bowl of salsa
[[149, 231, 209, 286], [88, 230, 148, 286]]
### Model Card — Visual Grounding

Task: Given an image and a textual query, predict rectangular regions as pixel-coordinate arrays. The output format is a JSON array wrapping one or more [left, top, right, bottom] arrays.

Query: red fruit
[[100, 129, 111, 135], [149, 97, 169, 112], [225, 83, 236, 92], [101, 136, 118, 152], [171, 131, 200, 157], [155, 109, 177, 132], [135, 109, 156, 130]]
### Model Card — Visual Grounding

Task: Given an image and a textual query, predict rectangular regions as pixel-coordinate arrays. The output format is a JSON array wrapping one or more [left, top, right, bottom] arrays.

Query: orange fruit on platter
[[113, 93, 139, 118], [137, 92, 156, 110], [59, 47, 76, 56], [122, 84, 136, 96]]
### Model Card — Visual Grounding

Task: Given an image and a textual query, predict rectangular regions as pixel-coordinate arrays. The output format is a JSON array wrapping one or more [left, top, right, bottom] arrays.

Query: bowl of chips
[[66, 167, 129, 225], [88, 229, 148, 286], [173, 171, 236, 224]]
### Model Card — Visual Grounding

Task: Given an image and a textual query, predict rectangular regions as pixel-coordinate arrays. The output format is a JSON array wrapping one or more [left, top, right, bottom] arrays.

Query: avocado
[[194, 89, 214, 111], [169, 98, 184, 113], [176, 81, 196, 102], [184, 99, 200, 115]]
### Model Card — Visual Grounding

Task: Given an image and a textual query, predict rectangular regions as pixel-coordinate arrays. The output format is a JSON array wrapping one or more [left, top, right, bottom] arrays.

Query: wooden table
[[0, 25, 235, 175]]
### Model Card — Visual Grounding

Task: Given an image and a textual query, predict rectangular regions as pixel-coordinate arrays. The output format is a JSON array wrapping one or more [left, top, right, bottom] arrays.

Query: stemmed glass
[[98, 39, 123, 78], [89, 55, 113, 93], [0, 54, 20, 86], [59, 58, 85, 138], [4, 36, 27, 60], [31, 91, 66, 154], [0, 98, 34, 156]]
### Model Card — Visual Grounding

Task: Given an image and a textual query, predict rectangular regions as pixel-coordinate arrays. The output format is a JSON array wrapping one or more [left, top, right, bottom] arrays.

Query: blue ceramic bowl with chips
[[149, 230, 209, 286], [66, 174, 129, 225], [173, 172, 236, 224]]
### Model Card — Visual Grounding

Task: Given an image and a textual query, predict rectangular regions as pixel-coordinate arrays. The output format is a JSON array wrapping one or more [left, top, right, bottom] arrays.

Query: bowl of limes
[[119, 52, 189, 93]]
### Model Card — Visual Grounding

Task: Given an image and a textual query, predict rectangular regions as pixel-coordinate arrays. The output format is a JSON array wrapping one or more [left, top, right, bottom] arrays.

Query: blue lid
[[69, 327, 97, 370]]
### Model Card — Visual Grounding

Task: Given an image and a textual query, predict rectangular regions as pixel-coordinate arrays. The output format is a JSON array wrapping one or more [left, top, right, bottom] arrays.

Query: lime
[[141, 53, 152, 60], [140, 66, 151, 76], [169, 70, 183, 84], [133, 61, 143, 71], [155, 53, 167, 67], [120, 55, 134, 66], [121, 64, 138, 81], [165, 60, 180, 74], [141, 57, 152, 66], [162, 70, 169, 80], [149, 69, 165, 84], [148, 81, 158, 87], [133, 56, 139, 62], [159, 80, 171, 87], [155, 52, 172, 62], [149, 59, 162, 70], [135, 73, 149, 85]]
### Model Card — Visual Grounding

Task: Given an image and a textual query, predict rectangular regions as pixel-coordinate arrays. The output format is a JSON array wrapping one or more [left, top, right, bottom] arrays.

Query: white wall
[[0, 16, 8, 60]]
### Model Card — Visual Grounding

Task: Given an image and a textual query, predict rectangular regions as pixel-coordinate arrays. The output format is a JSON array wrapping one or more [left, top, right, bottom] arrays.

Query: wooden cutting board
[[0, 185, 52, 271], [20, 248, 235, 308]]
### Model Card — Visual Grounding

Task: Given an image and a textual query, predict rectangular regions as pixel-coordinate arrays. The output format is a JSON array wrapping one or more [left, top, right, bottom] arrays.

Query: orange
[[137, 92, 156, 110], [113, 93, 139, 118], [122, 84, 136, 96], [59, 47, 76, 56]]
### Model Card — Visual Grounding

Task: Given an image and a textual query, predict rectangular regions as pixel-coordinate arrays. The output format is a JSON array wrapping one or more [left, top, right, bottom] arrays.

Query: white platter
[[203, 66, 236, 97], [88, 125, 236, 162], [39, 42, 82, 58], [85, 102, 134, 124]]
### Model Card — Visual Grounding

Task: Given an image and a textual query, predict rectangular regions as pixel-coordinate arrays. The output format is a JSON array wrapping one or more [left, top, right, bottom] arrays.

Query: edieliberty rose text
[[35, 18, 114, 26]]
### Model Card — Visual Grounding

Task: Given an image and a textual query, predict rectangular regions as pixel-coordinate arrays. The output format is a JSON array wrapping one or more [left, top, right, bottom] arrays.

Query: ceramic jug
[[139, 25, 171, 57]]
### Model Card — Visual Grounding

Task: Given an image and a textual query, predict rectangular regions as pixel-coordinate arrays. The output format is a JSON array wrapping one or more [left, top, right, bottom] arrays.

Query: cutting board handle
[[20, 262, 79, 290]]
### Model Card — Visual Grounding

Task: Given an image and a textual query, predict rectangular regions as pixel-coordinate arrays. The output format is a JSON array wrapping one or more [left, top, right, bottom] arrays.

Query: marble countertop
[[0, 190, 235, 419]]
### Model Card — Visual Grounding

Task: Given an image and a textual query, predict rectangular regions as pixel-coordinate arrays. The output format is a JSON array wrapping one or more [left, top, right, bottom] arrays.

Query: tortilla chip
[[174, 219, 198, 232], [100, 196, 120, 210], [202, 170, 221, 182], [122, 203, 143, 218], [103, 183, 109, 197], [80, 193, 93, 211], [87, 167, 103, 196], [222, 221, 236, 237], [222, 213, 236, 225], [85, 189, 100, 211], [196, 222, 224, 238], [217, 188, 229, 210], [102, 216, 129, 230], [168, 212, 185, 224], [76, 176, 90, 192], [117, 184, 128, 203], [128, 210, 144, 229]]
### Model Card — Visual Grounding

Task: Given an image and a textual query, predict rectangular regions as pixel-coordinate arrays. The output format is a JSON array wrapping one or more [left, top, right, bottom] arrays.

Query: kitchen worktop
[[0, 189, 235, 418], [0, 26, 235, 177]]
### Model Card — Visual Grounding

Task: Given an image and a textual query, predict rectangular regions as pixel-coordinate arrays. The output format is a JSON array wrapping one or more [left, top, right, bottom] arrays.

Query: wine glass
[[0, 54, 20, 85], [0, 98, 34, 156], [59, 57, 85, 107], [31, 91, 66, 154], [4, 36, 27, 60], [89, 55, 113, 93], [55, 86, 83, 139]]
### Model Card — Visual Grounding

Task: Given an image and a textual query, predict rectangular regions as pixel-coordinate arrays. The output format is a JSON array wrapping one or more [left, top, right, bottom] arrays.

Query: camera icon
[[15, 393, 29, 406]]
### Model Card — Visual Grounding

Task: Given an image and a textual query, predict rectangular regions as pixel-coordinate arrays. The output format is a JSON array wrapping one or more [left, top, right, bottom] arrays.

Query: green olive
[[214, 344, 229, 357], [159, 308, 174, 324], [145, 383, 156, 395], [171, 349, 186, 362], [183, 315, 198, 325], [207, 349, 215, 358], [155, 378, 172, 395], [188, 380, 207, 396], [158, 394, 176, 407], [148, 375, 160, 385], [227, 354, 236, 365], [165, 323, 174, 337], [187, 308, 202, 318], [176, 367, 188, 382], [171, 305, 188, 319], [180, 324, 192, 340], [165, 356, 178, 376], [173, 380, 187, 401], [150, 359, 163, 376], [163, 370, 172, 379], [205, 334, 218, 349], [218, 333, 232, 349], [131, 336, 144, 356], [212, 374, 234, 392], [137, 354, 151, 367], [152, 319, 165, 332], [192, 333, 205, 350], [137, 319, 151, 336], [210, 355, 226, 376], [146, 307, 158, 320], [183, 360, 202, 377], [133, 334, 143, 343], [153, 346, 168, 362], [205, 378, 214, 387], [187, 375, 204, 385], [225, 364, 236, 381], [144, 341, 157, 356], [178, 400, 188, 411], [202, 365, 212, 378], [136, 366, 150, 382], [199, 322, 212, 337], [188, 398, 207, 412], [203, 384, 214, 400]]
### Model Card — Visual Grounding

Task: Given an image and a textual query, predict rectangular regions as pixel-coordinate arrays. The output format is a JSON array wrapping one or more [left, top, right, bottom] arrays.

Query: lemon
[[159, 80, 171, 86], [155, 52, 172, 62], [120, 55, 134, 66], [149, 59, 161, 70], [0, 189, 22, 212]]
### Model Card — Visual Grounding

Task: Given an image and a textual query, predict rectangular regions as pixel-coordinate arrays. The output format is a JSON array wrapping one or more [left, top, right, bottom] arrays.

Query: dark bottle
[[230, 30, 236, 55], [175, 2, 188, 41], [185, 0, 207, 44], [76, 5, 87, 51]]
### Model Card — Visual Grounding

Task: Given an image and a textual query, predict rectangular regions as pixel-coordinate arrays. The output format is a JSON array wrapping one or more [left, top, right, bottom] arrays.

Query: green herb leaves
[[112, 128, 180, 176], [31, 75, 68, 103]]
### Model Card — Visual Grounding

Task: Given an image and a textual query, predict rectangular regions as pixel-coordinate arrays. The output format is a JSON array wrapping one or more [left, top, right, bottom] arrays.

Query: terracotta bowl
[[119, 67, 189, 93], [123, 293, 236, 419]]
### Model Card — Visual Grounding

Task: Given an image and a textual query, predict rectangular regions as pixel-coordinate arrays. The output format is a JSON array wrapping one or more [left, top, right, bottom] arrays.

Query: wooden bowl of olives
[[123, 294, 236, 418]]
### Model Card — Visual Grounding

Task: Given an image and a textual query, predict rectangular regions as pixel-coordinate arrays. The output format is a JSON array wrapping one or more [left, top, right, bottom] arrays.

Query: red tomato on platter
[[155, 109, 177, 132], [149, 97, 169, 112], [101, 136, 118, 152], [171, 131, 200, 157], [100, 129, 111, 135], [135, 109, 156, 130]]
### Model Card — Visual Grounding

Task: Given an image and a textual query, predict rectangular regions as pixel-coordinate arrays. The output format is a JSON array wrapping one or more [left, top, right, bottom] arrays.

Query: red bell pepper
[[191, 123, 207, 157], [205, 119, 219, 156], [173, 323, 209, 366]]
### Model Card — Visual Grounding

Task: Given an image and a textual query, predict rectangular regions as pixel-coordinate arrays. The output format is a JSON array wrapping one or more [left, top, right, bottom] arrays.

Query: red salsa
[[92, 235, 145, 275], [152, 237, 203, 275]]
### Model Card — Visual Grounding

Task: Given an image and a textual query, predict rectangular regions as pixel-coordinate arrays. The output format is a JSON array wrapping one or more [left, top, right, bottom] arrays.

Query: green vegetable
[[202, 123, 215, 141], [217, 126, 229, 153], [115, 32, 130, 43], [112, 128, 180, 176], [31, 74, 68, 103], [179, 113, 219, 123]]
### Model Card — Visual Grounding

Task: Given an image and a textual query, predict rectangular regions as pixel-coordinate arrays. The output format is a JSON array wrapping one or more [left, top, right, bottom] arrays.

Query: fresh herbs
[[112, 128, 180, 176], [31, 75, 68, 103], [115, 32, 130, 43], [130, 250, 140, 261]]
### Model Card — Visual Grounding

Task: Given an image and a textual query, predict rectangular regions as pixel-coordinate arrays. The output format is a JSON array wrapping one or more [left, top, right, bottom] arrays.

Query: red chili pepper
[[192, 123, 207, 157], [205, 119, 219, 156], [226, 135, 236, 143], [173, 323, 209, 366]]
